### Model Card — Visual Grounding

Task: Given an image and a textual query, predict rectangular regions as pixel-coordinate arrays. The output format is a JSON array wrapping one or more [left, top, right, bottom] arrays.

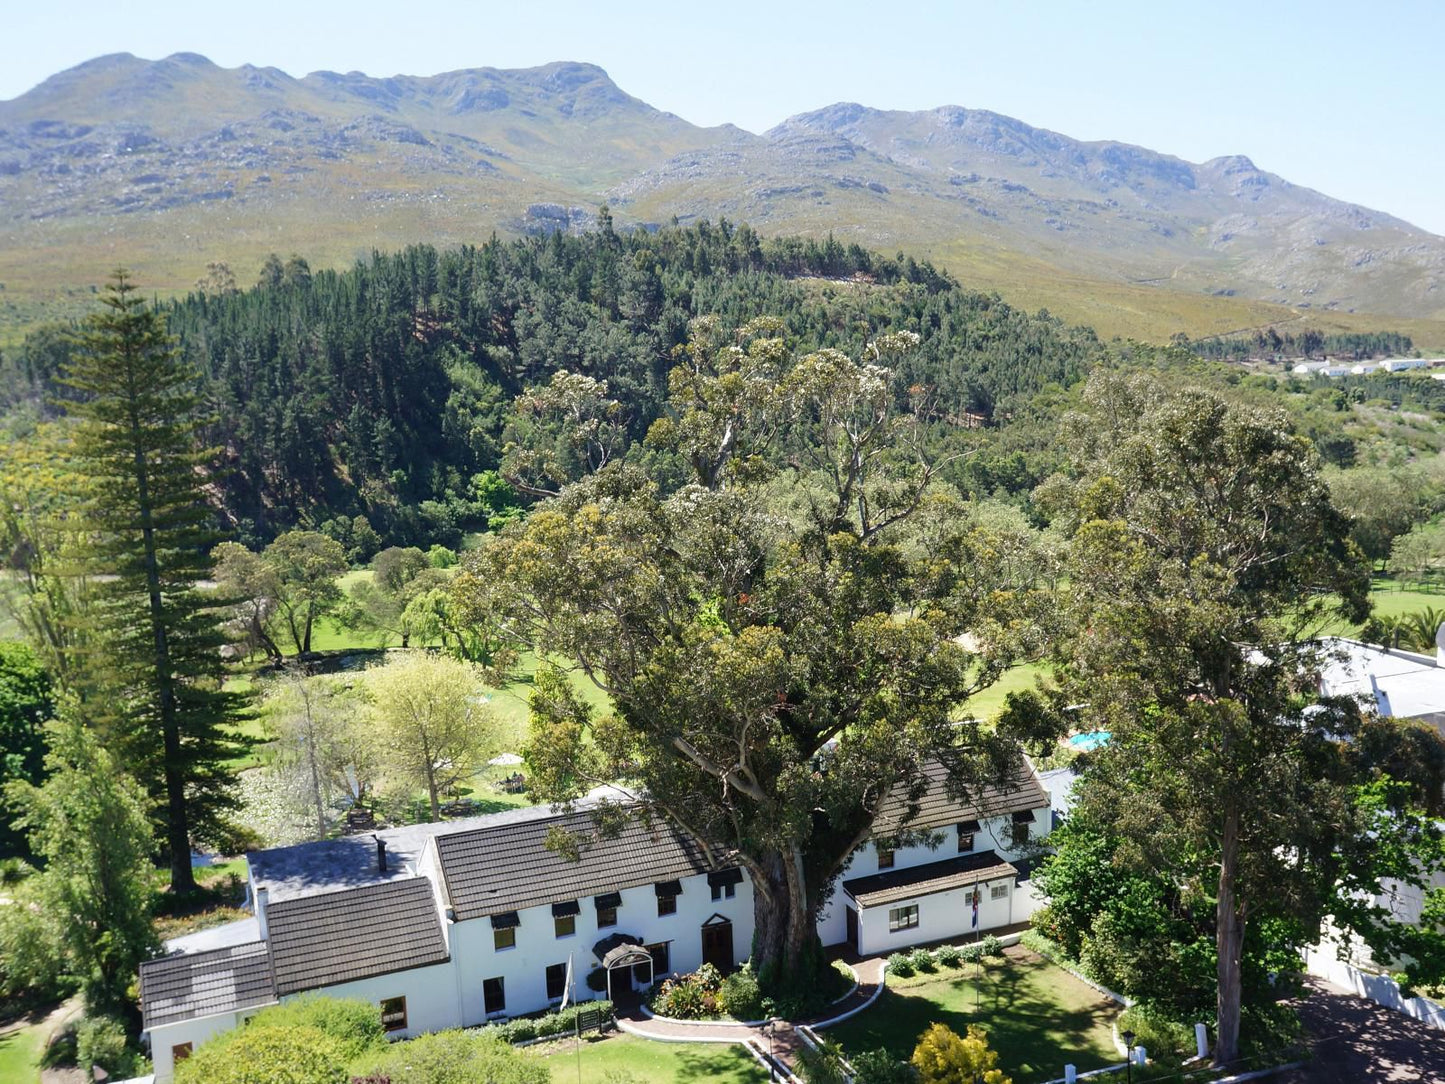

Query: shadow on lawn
[[829, 960, 1118, 1084]]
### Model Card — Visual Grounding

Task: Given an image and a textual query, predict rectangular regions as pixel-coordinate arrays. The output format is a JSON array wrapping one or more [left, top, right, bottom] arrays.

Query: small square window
[[546, 962, 568, 1001], [494, 926, 516, 951], [876, 845, 895, 870], [597, 905, 618, 928], [710, 882, 736, 901], [1011, 821, 1031, 846], [991, 884, 1009, 901], [657, 894, 677, 917], [888, 904, 919, 932], [172, 1043, 193, 1063], [380, 996, 407, 1033], [555, 914, 576, 938], [958, 832, 975, 853]]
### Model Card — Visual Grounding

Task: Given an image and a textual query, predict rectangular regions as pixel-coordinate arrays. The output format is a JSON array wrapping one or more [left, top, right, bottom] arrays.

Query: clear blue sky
[[6, 0, 1443, 234]]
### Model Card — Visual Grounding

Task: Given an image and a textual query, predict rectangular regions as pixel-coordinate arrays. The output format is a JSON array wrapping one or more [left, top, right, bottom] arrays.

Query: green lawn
[[536, 1034, 768, 1084], [825, 950, 1121, 1084], [0, 1021, 44, 1084], [964, 663, 1049, 723]]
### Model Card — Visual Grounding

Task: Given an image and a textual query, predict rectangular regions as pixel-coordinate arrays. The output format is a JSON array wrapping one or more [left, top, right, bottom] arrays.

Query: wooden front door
[[701, 920, 734, 972], [845, 906, 859, 953]]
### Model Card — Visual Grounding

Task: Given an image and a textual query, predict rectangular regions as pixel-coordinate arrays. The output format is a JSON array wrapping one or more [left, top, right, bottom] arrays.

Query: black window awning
[[594, 891, 623, 910], [489, 911, 520, 929], [654, 880, 682, 898], [707, 867, 744, 888], [958, 820, 981, 833], [552, 900, 580, 918], [1011, 810, 1035, 824]]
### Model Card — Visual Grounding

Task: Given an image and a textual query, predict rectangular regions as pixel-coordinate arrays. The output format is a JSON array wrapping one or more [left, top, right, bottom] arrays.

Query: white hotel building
[[139, 760, 1051, 1080]]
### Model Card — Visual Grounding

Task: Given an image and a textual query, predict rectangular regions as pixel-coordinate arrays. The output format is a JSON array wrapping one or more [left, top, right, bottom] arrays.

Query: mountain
[[1, 53, 1442, 343]]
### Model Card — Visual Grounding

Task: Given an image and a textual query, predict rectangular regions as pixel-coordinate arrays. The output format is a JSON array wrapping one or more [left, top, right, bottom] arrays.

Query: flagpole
[[570, 954, 581, 1084]]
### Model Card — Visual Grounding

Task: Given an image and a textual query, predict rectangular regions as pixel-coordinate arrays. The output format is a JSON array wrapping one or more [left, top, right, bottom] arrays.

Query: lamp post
[[1121, 1029, 1136, 1084], [761, 1020, 775, 1080]]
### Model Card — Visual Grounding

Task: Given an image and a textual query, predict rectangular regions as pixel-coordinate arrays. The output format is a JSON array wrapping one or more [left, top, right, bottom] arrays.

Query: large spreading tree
[[471, 319, 1056, 988], [1034, 372, 1445, 1064], [61, 271, 243, 891]]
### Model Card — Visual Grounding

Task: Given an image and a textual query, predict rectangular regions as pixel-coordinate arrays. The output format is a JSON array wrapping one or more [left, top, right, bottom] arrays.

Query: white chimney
[[255, 886, 269, 940]]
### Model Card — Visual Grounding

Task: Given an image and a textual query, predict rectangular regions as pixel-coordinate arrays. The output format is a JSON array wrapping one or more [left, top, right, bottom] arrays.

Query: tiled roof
[[871, 758, 1049, 837], [140, 941, 276, 1030], [434, 808, 712, 922], [843, 850, 1017, 908], [265, 877, 449, 995]]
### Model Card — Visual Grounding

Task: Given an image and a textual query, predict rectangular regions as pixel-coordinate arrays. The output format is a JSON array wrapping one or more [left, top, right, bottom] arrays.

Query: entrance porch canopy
[[843, 850, 1017, 908]]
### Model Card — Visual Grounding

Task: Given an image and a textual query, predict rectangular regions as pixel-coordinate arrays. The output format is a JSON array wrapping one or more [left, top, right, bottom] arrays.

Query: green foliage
[[886, 952, 914, 978], [652, 964, 724, 1019], [478, 998, 613, 1044], [933, 944, 962, 967], [76, 1013, 146, 1078], [907, 949, 936, 973], [4, 711, 159, 1013], [797, 1036, 849, 1084], [352, 1029, 549, 1084], [59, 271, 244, 887], [716, 965, 765, 1020], [851, 1048, 919, 1084], [1116, 1004, 1196, 1059], [979, 935, 1002, 959], [958, 943, 984, 965], [175, 1024, 350, 1084], [252, 996, 385, 1061], [0, 641, 53, 858]]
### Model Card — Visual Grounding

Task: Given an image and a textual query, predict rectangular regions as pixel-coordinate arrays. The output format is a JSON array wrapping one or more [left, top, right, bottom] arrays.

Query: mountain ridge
[[1, 52, 1442, 343]]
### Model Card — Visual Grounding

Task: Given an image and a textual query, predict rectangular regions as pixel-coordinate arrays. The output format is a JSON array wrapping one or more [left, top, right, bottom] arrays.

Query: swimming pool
[[1066, 730, 1111, 752]]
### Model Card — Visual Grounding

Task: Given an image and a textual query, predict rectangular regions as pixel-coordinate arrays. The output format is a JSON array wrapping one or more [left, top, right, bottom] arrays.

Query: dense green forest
[[1185, 328, 1415, 362], [0, 218, 1099, 549]]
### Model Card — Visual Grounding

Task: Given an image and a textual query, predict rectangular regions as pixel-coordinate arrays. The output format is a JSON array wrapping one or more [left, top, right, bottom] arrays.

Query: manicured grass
[[536, 1034, 768, 1084], [964, 662, 1049, 723], [825, 949, 1121, 1084], [0, 1020, 44, 1084]]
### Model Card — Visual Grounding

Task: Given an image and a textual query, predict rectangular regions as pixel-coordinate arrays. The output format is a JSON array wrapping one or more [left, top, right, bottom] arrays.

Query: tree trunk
[[302, 604, 313, 654], [1215, 802, 1245, 1066], [750, 847, 818, 980]]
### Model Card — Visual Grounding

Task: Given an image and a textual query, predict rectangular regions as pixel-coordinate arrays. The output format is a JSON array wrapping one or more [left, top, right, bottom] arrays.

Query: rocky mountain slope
[[1, 52, 1441, 338]]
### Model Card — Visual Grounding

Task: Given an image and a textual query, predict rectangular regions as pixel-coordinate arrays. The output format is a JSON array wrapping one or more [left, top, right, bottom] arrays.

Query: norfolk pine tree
[[60, 271, 242, 892]]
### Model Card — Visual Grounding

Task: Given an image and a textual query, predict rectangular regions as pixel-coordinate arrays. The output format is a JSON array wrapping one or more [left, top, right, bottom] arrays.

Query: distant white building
[[1293, 360, 1332, 374], [139, 762, 1051, 1080], [1378, 358, 1437, 372]]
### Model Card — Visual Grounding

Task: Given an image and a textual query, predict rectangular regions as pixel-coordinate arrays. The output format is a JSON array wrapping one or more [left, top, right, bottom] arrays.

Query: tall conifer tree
[[61, 270, 240, 892]]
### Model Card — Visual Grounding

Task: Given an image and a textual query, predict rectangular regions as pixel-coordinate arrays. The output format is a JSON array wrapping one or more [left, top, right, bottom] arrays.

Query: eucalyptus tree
[[1036, 371, 1445, 1064], [473, 318, 1057, 990]]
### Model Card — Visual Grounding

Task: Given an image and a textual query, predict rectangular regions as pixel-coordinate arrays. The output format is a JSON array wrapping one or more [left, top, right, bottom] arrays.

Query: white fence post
[[1194, 1022, 1209, 1059], [1133, 1046, 1146, 1066], [1063, 1065, 1076, 1083]]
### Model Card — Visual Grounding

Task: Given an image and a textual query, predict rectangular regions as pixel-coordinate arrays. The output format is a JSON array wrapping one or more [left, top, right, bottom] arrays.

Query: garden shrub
[[851, 1047, 919, 1084], [979, 935, 1002, 958], [718, 966, 765, 1020], [886, 952, 914, 977], [1117, 1004, 1196, 1058], [797, 1037, 848, 1084], [585, 967, 608, 992], [355, 1029, 549, 1084], [908, 948, 936, 973], [255, 996, 385, 1059], [76, 1014, 140, 1077], [652, 964, 724, 1018], [480, 1000, 613, 1043], [958, 943, 983, 965], [934, 944, 962, 968], [175, 1024, 349, 1084]]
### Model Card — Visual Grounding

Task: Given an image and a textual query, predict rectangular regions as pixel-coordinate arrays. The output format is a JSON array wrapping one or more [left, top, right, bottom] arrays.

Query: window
[[595, 891, 622, 927], [957, 820, 979, 853], [991, 884, 1009, 901], [379, 996, 407, 1033], [657, 894, 677, 917], [876, 845, 895, 870], [494, 926, 516, 950], [172, 1043, 193, 1063], [888, 904, 919, 932], [1011, 811, 1033, 846], [597, 905, 618, 928], [545, 963, 568, 1001], [711, 882, 735, 901], [647, 941, 671, 976], [483, 976, 506, 1015], [555, 914, 576, 938], [707, 867, 743, 901]]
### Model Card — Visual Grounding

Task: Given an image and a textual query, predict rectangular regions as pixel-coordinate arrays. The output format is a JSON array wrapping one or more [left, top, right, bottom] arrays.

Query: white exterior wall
[[285, 959, 462, 1039], [451, 869, 754, 1024], [149, 1005, 269, 1082], [855, 876, 1017, 956], [817, 806, 1051, 948]]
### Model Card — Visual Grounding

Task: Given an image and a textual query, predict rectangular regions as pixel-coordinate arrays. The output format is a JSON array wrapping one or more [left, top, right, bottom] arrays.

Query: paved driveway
[[1275, 977, 1445, 1083]]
